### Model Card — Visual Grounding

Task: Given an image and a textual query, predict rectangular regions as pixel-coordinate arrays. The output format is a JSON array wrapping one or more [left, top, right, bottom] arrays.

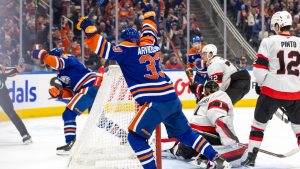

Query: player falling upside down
[[76, 1, 230, 169], [31, 48, 127, 155], [199, 44, 251, 105], [186, 36, 208, 102], [168, 81, 246, 168], [242, 11, 300, 167]]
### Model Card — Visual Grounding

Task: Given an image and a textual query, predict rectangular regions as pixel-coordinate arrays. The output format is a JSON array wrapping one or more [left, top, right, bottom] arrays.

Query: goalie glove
[[76, 16, 97, 37]]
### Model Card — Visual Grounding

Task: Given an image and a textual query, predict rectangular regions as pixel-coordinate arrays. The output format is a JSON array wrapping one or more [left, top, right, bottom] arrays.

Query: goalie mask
[[204, 80, 219, 96]]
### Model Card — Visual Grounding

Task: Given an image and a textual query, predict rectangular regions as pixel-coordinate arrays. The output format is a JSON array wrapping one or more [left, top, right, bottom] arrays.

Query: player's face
[[193, 42, 201, 51], [202, 52, 208, 61]]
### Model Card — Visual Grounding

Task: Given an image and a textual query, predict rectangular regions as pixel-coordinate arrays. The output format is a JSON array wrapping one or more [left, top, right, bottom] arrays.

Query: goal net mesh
[[68, 65, 160, 169]]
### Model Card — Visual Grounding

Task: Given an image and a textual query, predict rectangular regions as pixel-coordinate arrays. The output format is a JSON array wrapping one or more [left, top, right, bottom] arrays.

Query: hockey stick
[[258, 147, 300, 158], [162, 3, 193, 84], [274, 107, 289, 124]]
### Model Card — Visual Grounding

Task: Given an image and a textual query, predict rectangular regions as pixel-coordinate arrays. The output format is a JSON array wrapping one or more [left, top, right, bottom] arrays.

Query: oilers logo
[[58, 76, 71, 85]]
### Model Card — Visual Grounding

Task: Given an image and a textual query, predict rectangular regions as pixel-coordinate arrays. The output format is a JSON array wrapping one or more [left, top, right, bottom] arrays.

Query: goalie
[[169, 81, 246, 168]]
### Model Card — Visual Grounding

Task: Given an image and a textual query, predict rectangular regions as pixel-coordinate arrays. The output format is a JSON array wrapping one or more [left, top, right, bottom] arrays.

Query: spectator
[[164, 56, 184, 70]]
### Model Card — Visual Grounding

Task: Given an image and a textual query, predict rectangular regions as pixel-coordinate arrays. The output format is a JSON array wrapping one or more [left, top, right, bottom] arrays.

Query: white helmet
[[270, 11, 292, 31], [202, 44, 217, 56]]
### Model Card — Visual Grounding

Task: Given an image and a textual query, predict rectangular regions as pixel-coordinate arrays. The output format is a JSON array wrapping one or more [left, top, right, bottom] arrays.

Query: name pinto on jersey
[[281, 41, 297, 48], [138, 46, 160, 55]]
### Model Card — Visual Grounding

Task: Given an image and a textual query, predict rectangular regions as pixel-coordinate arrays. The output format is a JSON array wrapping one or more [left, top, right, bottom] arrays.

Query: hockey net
[[68, 65, 161, 169]]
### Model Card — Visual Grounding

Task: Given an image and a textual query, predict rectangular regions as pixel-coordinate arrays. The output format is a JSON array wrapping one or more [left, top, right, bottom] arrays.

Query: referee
[[0, 64, 32, 144]]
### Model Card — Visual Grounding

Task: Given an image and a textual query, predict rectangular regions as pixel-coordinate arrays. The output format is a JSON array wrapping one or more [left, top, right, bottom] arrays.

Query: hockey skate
[[241, 147, 259, 167], [56, 140, 75, 155], [22, 134, 32, 144], [213, 155, 231, 169]]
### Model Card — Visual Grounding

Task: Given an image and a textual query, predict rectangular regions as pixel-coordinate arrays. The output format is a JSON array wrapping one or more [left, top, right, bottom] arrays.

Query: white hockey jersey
[[207, 56, 238, 91], [190, 90, 237, 145], [254, 34, 300, 100]]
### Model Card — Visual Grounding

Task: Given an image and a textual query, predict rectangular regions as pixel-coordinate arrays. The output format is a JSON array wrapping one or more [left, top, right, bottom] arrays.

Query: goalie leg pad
[[128, 132, 156, 169], [62, 108, 77, 143], [176, 129, 217, 161]]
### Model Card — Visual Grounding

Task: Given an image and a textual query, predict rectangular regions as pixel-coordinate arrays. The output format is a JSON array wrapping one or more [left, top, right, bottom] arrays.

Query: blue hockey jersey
[[187, 48, 207, 75], [84, 16, 177, 103], [42, 54, 97, 92]]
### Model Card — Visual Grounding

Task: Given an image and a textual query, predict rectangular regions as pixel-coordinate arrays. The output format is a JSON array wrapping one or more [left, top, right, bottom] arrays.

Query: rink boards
[[0, 70, 258, 121]]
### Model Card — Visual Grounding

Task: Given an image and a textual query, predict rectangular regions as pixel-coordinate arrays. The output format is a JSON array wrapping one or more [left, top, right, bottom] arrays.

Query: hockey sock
[[128, 132, 156, 169], [248, 120, 266, 152], [62, 108, 77, 143], [176, 129, 217, 161]]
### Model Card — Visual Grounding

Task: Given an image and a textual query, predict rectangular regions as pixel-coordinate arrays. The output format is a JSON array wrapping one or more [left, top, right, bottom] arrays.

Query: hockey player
[[187, 36, 208, 102], [0, 64, 32, 144], [74, 1, 230, 169], [32, 48, 127, 155], [31, 48, 99, 154], [242, 11, 300, 167], [169, 81, 246, 168], [201, 44, 251, 105]]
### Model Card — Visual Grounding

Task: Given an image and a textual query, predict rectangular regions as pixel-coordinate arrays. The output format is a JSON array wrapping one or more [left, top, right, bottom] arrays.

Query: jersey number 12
[[277, 50, 300, 76]]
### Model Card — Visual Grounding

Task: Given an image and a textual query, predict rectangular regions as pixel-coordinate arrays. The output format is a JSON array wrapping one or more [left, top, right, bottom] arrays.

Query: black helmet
[[204, 81, 219, 95]]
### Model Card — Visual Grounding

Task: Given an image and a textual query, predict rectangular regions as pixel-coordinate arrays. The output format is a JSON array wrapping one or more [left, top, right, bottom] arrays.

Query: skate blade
[[56, 150, 71, 156], [23, 139, 33, 145]]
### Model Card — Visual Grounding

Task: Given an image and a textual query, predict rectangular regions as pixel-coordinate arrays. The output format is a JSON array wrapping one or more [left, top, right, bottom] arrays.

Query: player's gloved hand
[[189, 82, 203, 94], [141, 1, 155, 19], [49, 86, 61, 98], [32, 49, 48, 61], [60, 88, 74, 99], [94, 66, 105, 87], [254, 82, 261, 95], [76, 16, 97, 37], [49, 48, 64, 57]]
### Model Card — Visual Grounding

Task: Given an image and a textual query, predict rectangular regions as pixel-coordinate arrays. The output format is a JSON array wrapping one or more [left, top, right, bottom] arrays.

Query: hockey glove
[[141, 1, 155, 19], [32, 49, 48, 61], [49, 48, 64, 57], [186, 68, 194, 82], [189, 82, 202, 94], [49, 86, 61, 98], [254, 82, 261, 95], [94, 66, 105, 87], [76, 16, 97, 37]]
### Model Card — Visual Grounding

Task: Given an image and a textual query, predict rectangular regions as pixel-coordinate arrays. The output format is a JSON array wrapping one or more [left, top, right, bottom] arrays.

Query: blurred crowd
[[224, 0, 300, 51], [0, 0, 207, 72]]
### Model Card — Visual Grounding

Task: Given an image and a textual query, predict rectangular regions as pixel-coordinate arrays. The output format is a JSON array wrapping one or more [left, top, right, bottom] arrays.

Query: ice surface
[[1, 108, 300, 169]]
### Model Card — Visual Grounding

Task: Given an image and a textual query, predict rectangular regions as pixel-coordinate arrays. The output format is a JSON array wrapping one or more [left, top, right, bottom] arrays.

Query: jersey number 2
[[277, 50, 300, 76], [139, 53, 165, 80]]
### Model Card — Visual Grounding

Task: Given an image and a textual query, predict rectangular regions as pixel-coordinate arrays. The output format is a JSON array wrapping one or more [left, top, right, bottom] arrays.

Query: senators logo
[[113, 46, 123, 53]]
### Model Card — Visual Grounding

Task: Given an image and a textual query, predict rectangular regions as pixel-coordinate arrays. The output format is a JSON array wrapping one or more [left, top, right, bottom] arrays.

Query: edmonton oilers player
[[76, 1, 230, 169], [187, 36, 208, 102], [31, 48, 127, 155]]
